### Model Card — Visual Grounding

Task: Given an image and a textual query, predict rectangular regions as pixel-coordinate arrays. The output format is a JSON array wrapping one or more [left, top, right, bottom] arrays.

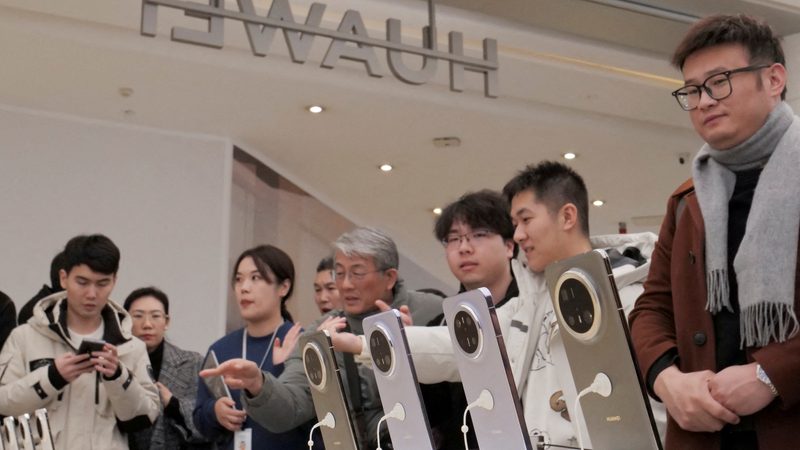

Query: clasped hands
[[654, 362, 776, 432]]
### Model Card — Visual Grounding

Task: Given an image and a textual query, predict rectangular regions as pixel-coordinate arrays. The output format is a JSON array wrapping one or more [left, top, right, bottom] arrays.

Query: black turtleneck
[[716, 168, 762, 371]]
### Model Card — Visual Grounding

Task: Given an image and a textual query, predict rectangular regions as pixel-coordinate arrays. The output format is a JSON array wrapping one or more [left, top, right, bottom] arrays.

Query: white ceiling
[[1, 0, 798, 286]]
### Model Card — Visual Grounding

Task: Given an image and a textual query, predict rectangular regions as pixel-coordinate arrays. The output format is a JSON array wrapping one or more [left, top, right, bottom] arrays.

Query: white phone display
[[545, 250, 662, 450], [300, 331, 359, 450], [2, 416, 19, 450], [32, 409, 55, 450], [363, 310, 434, 450], [14, 415, 33, 450], [443, 288, 532, 450]]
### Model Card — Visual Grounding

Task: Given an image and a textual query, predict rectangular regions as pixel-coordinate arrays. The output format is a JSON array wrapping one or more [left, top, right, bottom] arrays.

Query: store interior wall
[[0, 106, 231, 353]]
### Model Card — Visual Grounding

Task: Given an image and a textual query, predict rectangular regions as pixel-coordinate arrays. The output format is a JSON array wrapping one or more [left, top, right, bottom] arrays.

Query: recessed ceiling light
[[379, 164, 393, 172], [308, 105, 324, 114], [592, 199, 605, 207], [563, 152, 577, 160], [432, 207, 442, 215]]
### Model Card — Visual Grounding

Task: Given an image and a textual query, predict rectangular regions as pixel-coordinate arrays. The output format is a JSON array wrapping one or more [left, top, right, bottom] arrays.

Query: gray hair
[[333, 227, 399, 270]]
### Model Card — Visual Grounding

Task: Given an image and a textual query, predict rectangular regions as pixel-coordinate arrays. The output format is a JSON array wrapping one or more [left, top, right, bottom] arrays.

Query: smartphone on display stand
[[363, 310, 434, 450], [300, 331, 359, 450], [544, 249, 662, 450], [443, 288, 532, 450]]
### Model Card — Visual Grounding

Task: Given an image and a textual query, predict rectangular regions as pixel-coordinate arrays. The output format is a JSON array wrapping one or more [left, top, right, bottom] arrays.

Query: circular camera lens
[[558, 278, 595, 334], [303, 345, 325, 388], [453, 310, 481, 355], [369, 329, 393, 374]]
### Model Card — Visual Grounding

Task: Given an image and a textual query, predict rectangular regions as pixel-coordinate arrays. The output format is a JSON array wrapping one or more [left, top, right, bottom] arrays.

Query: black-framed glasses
[[441, 228, 495, 249], [671, 64, 771, 111]]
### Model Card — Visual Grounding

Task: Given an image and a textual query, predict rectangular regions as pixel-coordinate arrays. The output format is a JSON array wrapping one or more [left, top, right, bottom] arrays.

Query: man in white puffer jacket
[[0, 235, 160, 450], [330, 162, 666, 448]]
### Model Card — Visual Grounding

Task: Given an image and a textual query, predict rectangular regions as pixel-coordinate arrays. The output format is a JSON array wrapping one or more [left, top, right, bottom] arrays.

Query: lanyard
[[241, 321, 283, 370]]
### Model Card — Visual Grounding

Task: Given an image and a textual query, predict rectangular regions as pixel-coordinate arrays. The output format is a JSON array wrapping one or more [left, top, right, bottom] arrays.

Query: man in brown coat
[[630, 14, 800, 450]]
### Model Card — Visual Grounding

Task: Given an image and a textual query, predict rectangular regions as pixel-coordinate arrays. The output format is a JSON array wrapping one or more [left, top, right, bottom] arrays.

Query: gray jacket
[[128, 340, 213, 450], [243, 284, 443, 447]]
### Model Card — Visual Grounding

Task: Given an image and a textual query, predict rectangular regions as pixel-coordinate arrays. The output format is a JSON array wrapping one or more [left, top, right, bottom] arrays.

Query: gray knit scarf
[[692, 101, 800, 348]]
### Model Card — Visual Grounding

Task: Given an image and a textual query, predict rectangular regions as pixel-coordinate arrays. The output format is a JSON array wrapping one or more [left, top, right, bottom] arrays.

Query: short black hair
[[672, 14, 786, 100], [62, 234, 120, 275], [434, 190, 514, 242], [123, 286, 170, 315], [502, 161, 590, 236], [316, 256, 334, 273], [49, 252, 66, 289]]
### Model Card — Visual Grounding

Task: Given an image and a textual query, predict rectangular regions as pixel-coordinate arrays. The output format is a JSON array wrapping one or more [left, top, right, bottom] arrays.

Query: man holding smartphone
[[0, 234, 160, 450]]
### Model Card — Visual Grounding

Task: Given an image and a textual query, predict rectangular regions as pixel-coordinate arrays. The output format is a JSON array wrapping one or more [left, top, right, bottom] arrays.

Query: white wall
[[0, 105, 231, 353], [785, 33, 800, 111]]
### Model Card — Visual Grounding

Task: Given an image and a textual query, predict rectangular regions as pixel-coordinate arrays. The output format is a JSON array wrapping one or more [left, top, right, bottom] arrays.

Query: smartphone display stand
[[33, 409, 55, 450], [363, 310, 434, 450], [544, 250, 662, 450], [2, 416, 19, 450], [443, 288, 532, 450], [301, 331, 359, 450]]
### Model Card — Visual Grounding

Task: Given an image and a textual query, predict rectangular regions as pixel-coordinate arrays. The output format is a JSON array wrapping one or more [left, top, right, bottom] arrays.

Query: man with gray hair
[[202, 227, 443, 448]]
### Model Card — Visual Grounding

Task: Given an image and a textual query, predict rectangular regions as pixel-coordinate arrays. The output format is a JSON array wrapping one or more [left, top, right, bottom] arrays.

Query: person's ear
[[504, 239, 514, 259], [560, 203, 579, 232], [59, 269, 68, 289], [278, 279, 291, 298], [383, 268, 399, 292], [764, 63, 787, 98]]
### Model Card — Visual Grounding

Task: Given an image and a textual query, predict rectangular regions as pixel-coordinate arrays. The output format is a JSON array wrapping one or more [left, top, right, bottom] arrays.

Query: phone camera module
[[369, 329, 394, 374], [558, 278, 595, 334], [303, 345, 326, 389], [453, 310, 481, 355]]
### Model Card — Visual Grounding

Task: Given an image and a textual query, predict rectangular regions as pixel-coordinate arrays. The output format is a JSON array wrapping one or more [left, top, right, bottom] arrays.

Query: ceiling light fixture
[[581, 0, 698, 24], [592, 199, 605, 207], [563, 152, 577, 160], [308, 105, 324, 114], [380, 164, 393, 172], [432, 207, 442, 215]]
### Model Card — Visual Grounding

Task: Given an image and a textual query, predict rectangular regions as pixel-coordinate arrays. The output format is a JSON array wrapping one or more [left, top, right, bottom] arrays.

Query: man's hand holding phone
[[54, 352, 94, 383], [90, 342, 121, 379]]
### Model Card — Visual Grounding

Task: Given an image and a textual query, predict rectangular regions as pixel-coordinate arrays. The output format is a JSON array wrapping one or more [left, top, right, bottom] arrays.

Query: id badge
[[234, 428, 252, 450]]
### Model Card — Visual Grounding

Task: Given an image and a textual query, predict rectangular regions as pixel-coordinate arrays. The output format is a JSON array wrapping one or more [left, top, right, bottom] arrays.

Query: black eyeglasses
[[441, 229, 495, 249], [671, 64, 771, 111]]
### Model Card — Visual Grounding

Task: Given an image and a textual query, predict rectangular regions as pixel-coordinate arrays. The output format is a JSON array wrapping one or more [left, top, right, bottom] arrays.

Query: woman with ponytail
[[193, 245, 313, 449]]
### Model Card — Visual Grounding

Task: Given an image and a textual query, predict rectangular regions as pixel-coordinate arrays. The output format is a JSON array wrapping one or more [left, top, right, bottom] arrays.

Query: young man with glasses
[[435, 190, 517, 311], [423, 190, 517, 449], [630, 14, 800, 450], [201, 227, 443, 449]]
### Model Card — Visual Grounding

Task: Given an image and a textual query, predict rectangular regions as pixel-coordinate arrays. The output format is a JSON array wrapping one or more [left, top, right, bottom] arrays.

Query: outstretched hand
[[200, 358, 263, 396], [272, 322, 302, 366]]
